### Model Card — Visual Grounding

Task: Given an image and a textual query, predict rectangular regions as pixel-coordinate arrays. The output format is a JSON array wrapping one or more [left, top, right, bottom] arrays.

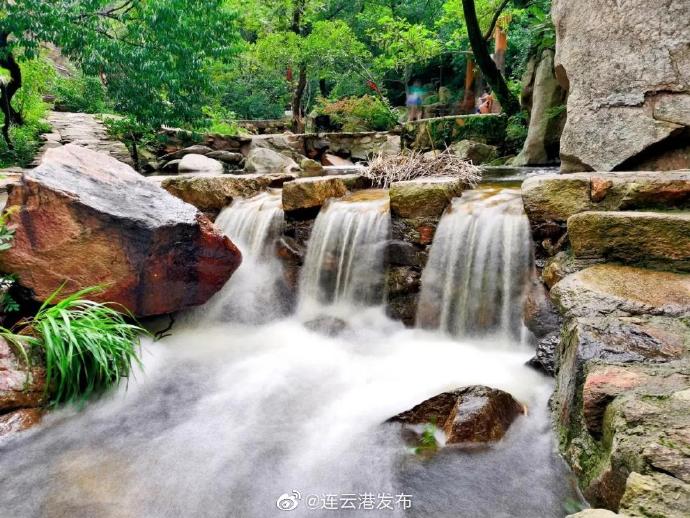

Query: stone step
[[521, 171, 690, 241], [568, 210, 690, 270]]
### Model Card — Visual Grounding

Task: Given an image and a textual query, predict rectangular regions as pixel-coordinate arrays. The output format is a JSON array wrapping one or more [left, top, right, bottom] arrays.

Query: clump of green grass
[[3, 287, 145, 406]]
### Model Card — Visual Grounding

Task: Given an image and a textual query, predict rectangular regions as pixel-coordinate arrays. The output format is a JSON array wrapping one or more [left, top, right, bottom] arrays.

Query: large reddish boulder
[[0, 145, 241, 317]]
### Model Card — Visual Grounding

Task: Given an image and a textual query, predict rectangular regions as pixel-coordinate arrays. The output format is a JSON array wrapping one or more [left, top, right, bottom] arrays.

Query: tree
[[461, 0, 520, 115], [0, 0, 239, 147], [369, 15, 442, 90]]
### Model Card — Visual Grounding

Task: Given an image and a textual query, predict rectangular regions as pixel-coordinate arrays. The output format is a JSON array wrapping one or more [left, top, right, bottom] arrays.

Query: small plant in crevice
[[406, 422, 440, 457], [1, 286, 146, 406]]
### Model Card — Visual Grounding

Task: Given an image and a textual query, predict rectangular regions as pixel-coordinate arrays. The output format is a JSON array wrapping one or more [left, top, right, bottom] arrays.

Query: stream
[[0, 185, 583, 518]]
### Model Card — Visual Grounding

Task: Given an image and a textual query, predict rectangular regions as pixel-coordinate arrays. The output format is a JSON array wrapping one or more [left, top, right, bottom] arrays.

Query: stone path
[[32, 111, 133, 167]]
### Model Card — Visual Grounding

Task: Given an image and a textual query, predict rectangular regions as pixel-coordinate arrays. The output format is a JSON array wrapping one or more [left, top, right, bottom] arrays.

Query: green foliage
[[0, 209, 18, 313], [0, 58, 53, 167], [200, 105, 241, 136], [213, 53, 291, 120], [412, 423, 440, 456], [315, 95, 397, 132], [53, 73, 110, 114], [1, 0, 241, 129], [2, 287, 145, 406], [370, 16, 442, 83]]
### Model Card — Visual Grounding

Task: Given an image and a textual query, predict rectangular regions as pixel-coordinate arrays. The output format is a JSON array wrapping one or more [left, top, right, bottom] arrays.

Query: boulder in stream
[[0, 144, 242, 317], [390, 385, 525, 446]]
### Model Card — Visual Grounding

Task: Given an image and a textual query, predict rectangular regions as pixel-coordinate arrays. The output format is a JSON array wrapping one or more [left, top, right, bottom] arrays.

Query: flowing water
[[416, 188, 534, 340], [0, 187, 582, 518], [193, 191, 287, 324], [298, 191, 390, 318]]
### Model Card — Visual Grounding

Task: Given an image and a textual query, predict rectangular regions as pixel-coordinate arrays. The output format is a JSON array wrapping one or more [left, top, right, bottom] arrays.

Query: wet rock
[[551, 264, 690, 319], [390, 177, 464, 219], [568, 211, 690, 271], [162, 173, 294, 213], [386, 267, 421, 297], [177, 154, 224, 175], [386, 293, 419, 327], [542, 251, 601, 289], [0, 145, 242, 317], [304, 316, 348, 337], [619, 472, 690, 518], [527, 333, 559, 376], [523, 280, 563, 338], [282, 177, 348, 212], [522, 172, 690, 241], [582, 365, 653, 435], [245, 147, 299, 175], [276, 236, 305, 291], [0, 408, 43, 440], [450, 140, 498, 165], [552, 0, 690, 172], [391, 217, 439, 246], [0, 338, 45, 411], [391, 386, 524, 446], [385, 240, 426, 268]]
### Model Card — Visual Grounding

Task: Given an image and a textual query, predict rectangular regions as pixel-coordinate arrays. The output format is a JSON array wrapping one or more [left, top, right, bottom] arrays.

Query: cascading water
[[0, 186, 583, 518], [416, 188, 534, 340], [196, 191, 287, 324], [298, 191, 390, 317]]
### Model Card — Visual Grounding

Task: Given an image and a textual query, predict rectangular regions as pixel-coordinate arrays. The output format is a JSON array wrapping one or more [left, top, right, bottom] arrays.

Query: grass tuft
[[2, 286, 145, 406]]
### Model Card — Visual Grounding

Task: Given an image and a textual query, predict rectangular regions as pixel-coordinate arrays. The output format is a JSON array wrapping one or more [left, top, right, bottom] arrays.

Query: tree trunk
[[461, 0, 519, 115], [0, 33, 24, 148], [291, 66, 307, 133]]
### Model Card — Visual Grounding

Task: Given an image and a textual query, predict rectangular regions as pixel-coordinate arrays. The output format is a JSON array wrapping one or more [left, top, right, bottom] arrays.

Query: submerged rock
[[391, 386, 524, 446], [0, 145, 242, 317], [303, 316, 348, 337]]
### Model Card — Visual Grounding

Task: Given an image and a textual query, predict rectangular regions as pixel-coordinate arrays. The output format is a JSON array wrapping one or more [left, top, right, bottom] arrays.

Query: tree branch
[[461, 0, 519, 115], [483, 0, 511, 41]]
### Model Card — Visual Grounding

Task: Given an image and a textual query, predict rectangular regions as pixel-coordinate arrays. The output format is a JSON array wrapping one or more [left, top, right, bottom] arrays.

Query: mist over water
[[0, 189, 582, 517]]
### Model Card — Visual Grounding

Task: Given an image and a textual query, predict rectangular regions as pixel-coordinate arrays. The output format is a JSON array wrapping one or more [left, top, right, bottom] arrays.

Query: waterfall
[[198, 191, 287, 324], [417, 188, 534, 339], [298, 191, 390, 316]]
